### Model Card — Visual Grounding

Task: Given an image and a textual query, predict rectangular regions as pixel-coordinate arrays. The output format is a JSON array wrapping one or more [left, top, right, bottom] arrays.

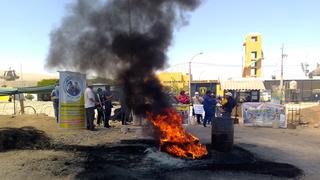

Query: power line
[[166, 61, 319, 71], [189, 62, 318, 68]]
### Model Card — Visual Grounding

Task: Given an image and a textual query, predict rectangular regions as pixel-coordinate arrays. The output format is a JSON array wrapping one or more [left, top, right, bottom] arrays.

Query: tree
[[37, 79, 58, 87]]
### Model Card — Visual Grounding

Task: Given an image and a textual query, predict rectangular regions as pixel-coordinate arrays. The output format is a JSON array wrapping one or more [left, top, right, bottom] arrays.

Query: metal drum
[[211, 117, 234, 152]]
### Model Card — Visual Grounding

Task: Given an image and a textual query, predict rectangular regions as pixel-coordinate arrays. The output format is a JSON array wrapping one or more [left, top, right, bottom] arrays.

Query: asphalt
[[185, 124, 320, 180]]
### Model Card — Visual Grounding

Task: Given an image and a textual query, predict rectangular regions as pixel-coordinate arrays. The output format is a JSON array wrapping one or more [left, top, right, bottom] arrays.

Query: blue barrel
[[211, 117, 234, 152]]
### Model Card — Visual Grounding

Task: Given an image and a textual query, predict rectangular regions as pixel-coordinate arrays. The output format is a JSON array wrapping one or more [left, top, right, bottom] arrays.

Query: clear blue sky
[[1, 0, 319, 79]]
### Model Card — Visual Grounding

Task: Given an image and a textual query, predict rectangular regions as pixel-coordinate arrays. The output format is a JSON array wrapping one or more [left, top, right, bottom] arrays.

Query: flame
[[147, 108, 208, 159]]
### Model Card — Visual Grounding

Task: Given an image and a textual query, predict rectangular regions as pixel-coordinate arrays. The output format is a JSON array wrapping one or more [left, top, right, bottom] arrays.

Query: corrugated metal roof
[[0, 85, 54, 95], [220, 80, 265, 90]]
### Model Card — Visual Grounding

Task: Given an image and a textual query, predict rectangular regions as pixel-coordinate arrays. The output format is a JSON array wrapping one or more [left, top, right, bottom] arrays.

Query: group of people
[[177, 89, 236, 127], [51, 81, 113, 131], [84, 83, 113, 131], [203, 91, 235, 127], [51, 80, 236, 130]]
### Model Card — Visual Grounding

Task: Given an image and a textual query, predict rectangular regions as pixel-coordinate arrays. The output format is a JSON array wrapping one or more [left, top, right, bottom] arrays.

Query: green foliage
[[25, 94, 34, 100], [89, 77, 115, 85], [37, 77, 115, 87], [37, 79, 58, 87]]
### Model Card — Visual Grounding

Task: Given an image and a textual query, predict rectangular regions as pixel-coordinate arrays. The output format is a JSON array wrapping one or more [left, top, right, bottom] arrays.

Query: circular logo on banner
[[199, 87, 207, 95], [63, 76, 83, 101]]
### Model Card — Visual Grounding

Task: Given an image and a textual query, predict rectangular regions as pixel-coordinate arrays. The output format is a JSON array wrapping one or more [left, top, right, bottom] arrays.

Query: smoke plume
[[46, 0, 201, 115]]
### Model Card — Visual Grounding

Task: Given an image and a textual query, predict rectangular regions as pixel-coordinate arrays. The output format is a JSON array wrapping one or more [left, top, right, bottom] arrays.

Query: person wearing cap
[[85, 82, 96, 130], [51, 80, 60, 123], [221, 92, 236, 119], [192, 92, 204, 124]]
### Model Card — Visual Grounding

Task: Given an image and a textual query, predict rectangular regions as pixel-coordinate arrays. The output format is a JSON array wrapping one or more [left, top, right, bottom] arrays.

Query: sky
[[0, 0, 320, 80]]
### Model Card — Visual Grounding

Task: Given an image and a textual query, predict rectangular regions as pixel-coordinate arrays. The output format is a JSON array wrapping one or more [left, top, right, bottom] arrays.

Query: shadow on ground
[[0, 126, 51, 152]]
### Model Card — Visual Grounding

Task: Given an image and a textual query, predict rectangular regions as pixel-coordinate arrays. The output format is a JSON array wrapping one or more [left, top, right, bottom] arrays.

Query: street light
[[188, 52, 203, 96]]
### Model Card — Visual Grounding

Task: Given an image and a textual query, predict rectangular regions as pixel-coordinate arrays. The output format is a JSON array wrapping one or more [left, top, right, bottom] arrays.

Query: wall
[[157, 72, 189, 94], [264, 79, 320, 102], [190, 81, 219, 97]]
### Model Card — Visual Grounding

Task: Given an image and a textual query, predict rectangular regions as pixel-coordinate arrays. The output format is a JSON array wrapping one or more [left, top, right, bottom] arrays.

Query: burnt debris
[[0, 126, 51, 151]]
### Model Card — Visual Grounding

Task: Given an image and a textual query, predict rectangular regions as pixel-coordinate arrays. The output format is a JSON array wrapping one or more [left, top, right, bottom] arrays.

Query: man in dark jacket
[[222, 92, 235, 119], [203, 90, 216, 127], [103, 89, 113, 128], [96, 88, 113, 128]]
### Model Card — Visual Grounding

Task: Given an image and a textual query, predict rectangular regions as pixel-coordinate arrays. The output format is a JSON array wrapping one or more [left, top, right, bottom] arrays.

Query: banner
[[242, 102, 286, 128], [173, 104, 190, 124], [193, 104, 204, 115], [59, 71, 86, 128]]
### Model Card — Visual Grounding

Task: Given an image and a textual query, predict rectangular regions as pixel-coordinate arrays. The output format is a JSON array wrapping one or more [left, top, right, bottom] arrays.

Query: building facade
[[242, 33, 263, 78], [157, 72, 190, 94]]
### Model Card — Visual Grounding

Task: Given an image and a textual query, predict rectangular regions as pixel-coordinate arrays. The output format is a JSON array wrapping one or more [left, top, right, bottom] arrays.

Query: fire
[[147, 108, 208, 159]]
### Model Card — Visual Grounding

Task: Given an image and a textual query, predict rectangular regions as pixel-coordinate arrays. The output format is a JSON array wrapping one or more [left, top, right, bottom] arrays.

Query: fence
[[0, 101, 54, 117], [264, 80, 320, 102]]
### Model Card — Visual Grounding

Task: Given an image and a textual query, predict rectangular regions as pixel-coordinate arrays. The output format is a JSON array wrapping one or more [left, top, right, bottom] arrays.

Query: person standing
[[192, 92, 204, 124], [203, 90, 217, 127], [103, 88, 113, 128], [178, 90, 190, 104], [221, 92, 236, 119], [51, 80, 60, 123], [119, 89, 130, 125], [96, 88, 105, 126], [85, 83, 96, 130]]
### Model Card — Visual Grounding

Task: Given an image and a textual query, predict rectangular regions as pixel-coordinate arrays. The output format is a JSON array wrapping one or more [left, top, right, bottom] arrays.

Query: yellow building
[[157, 72, 190, 94], [242, 33, 263, 78]]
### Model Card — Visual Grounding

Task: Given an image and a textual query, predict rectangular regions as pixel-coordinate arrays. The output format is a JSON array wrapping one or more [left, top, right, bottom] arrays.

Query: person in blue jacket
[[203, 90, 217, 127], [221, 92, 236, 119]]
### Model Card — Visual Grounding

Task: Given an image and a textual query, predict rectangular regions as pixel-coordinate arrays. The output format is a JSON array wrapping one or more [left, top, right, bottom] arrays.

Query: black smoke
[[46, 0, 201, 115]]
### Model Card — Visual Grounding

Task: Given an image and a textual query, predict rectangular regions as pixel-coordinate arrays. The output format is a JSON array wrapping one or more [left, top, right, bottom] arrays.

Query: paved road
[[186, 125, 320, 180]]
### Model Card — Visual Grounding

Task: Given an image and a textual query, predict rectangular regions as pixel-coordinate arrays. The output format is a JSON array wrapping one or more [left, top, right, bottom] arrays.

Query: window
[[250, 61, 257, 67], [251, 36, 257, 42], [239, 92, 251, 102], [251, 51, 257, 59], [251, 91, 259, 101], [250, 68, 257, 76]]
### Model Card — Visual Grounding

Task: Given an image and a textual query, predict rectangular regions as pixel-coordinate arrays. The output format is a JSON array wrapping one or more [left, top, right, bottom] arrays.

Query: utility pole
[[241, 56, 244, 77], [280, 44, 288, 104], [188, 61, 191, 94]]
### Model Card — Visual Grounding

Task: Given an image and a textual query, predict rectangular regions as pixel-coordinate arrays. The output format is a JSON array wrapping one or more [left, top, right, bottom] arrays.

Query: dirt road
[[0, 115, 318, 179]]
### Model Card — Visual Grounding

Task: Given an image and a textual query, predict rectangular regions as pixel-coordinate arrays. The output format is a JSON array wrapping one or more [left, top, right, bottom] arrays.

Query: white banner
[[59, 71, 86, 128], [193, 104, 204, 115], [242, 102, 286, 128]]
